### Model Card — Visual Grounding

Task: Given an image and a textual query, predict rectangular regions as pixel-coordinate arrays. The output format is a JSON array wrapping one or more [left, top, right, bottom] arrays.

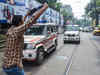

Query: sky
[[60, 0, 90, 19]]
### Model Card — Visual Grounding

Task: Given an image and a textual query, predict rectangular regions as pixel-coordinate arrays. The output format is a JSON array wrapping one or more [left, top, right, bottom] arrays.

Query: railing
[[0, 40, 5, 49]]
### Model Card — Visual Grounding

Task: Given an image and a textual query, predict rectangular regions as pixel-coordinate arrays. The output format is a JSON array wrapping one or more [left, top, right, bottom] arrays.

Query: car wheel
[[53, 43, 57, 51], [55, 40, 58, 46], [36, 48, 44, 65], [77, 40, 80, 44]]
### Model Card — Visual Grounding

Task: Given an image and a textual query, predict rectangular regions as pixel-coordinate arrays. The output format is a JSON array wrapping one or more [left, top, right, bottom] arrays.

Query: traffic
[[0, 0, 100, 75], [23, 23, 58, 65]]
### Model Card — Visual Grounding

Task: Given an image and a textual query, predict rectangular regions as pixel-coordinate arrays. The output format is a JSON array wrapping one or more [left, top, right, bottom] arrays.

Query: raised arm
[[15, 3, 48, 35], [25, 3, 48, 26], [24, 5, 43, 21]]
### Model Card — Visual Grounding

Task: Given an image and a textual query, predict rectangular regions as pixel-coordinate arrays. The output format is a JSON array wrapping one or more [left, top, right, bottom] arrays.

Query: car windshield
[[64, 25, 79, 31], [24, 43, 33, 50], [25, 25, 45, 35]]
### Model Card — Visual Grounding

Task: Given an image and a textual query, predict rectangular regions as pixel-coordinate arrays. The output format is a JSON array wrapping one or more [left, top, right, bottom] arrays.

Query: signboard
[[0, 3, 6, 23], [0, 0, 6, 3], [0, 0, 25, 6]]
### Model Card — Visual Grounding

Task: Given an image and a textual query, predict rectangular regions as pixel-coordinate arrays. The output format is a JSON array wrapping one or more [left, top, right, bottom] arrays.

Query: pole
[[94, 0, 98, 25], [59, 7, 60, 25]]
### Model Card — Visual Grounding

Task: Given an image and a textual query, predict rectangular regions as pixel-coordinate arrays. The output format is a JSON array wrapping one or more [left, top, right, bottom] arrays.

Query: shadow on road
[[23, 50, 57, 74]]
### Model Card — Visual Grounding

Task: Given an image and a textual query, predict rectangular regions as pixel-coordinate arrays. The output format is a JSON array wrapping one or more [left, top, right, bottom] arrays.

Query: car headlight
[[64, 34, 69, 36], [75, 33, 79, 36]]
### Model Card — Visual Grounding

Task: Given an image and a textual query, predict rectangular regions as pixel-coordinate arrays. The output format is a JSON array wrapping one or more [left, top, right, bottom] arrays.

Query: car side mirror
[[46, 31, 51, 37], [47, 31, 51, 34]]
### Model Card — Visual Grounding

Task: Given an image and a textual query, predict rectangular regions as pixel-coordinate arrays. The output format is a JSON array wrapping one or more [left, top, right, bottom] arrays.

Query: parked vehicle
[[79, 27, 83, 31], [23, 23, 58, 65], [93, 27, 100, 36], [83, 26, 93, 32], [63, 25, 80, 44]]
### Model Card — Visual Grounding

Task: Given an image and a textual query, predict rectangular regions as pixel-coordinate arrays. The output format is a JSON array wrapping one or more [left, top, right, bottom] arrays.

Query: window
[[25, 25, 45, 35], [24, 43, 33, 50]]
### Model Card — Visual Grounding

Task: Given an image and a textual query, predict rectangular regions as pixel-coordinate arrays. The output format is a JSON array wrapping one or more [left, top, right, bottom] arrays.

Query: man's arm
[[24, 5, 43, 21], [15, 3, 48, 35]]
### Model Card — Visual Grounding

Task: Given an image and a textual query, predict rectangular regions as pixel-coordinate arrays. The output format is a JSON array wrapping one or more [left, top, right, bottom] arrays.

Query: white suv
[[23, 23, 58, 65], [63, 25, 80, 44]]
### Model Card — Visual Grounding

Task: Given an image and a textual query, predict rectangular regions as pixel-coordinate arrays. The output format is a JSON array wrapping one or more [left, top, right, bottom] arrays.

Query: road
[[1, 32, 100, 75], [68, 32, 100, 75]]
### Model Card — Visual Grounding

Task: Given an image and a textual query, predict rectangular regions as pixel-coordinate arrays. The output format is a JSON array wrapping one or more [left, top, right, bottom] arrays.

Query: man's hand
[[25, 3, 48, 26], [27, 5, 43, 16], [31, 3, 48, 23], [24, 3, 48, 21]]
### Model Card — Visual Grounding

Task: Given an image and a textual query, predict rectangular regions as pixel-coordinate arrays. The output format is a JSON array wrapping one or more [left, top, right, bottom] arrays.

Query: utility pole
[[94, 0, 98, 25], [59, 7, 61, 25]]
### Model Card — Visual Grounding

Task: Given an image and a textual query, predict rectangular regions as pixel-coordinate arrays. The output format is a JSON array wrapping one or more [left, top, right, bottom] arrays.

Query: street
[[1, 32, 100, 75], [23, 32, 100, 75], [68, 32, 100, 75], [0, 0, 100, 75]]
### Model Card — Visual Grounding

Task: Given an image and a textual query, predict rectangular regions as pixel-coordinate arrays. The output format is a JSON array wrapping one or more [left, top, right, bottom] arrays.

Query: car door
[[50, 26, 56, 45], [46, 26, 53, 48], [42, 25, 52, 50]]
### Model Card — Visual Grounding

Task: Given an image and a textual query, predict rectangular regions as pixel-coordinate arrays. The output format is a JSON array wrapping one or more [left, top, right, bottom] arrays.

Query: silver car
[[23, 23, 58, 65], [63, 25, 80, 44]]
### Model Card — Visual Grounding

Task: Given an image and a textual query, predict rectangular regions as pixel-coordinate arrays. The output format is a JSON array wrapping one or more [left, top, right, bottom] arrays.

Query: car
[[23, 23, 58, 65], [63, 25, 80, 44], [79, 27, 83, 31], [93, 27, 100, 36], [83, 26, 93, 32], [83, 27, 89, 32]]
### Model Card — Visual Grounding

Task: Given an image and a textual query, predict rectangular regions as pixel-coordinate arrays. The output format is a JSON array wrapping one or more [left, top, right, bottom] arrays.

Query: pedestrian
[[2, 3, 48, 75]]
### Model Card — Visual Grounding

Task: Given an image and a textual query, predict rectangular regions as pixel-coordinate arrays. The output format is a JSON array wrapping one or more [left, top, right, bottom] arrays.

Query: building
[[0, 0, 64, 33]]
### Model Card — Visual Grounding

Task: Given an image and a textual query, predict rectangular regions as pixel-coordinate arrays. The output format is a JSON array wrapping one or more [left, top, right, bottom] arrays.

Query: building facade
[[0, 0, 64, 25]]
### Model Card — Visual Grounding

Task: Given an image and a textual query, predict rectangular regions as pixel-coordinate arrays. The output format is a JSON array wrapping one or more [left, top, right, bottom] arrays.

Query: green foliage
[[85, 2, 93, 14], [85, 0, 100, 19], [96, 0, 100, 6], [0, 34, 6, 40], [55, 2, 62, 11]]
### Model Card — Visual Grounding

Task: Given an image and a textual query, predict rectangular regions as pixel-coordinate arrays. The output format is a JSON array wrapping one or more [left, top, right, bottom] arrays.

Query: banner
[[0, 0, 6, 3], [0, 3, 14, 23], [14, 0, 25, 6], [0, 3, 7, 23]]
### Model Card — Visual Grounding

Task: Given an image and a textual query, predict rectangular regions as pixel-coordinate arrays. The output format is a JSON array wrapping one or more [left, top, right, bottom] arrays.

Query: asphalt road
[[68, 32, 100, 75], [1, 32, 100, 75], [23, 33, 79, 75]]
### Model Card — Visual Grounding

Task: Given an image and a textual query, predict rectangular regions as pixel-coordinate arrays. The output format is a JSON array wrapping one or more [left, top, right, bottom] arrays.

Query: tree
[[55, 2, 62, 11], [85, 0, 100, 25], [85, 0, 100, 16], [96, 0, 100, 7]]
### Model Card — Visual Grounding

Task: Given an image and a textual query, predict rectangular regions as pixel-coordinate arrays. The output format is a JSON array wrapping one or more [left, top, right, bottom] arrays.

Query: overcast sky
[[60, 0, 90, 19]]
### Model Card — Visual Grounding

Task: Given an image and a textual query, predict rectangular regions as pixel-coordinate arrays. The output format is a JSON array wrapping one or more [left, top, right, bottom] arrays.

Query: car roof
[[32, 23, 57, 26], [64, 25, 79, 26]]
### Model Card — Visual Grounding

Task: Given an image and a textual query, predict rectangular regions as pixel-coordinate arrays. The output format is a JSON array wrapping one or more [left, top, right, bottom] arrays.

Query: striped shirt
[[3, 24, 29, 69]]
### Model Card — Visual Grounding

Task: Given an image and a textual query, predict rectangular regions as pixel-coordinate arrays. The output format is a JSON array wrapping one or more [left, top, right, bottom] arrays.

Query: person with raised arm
[[2, 3, 48, 75]]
